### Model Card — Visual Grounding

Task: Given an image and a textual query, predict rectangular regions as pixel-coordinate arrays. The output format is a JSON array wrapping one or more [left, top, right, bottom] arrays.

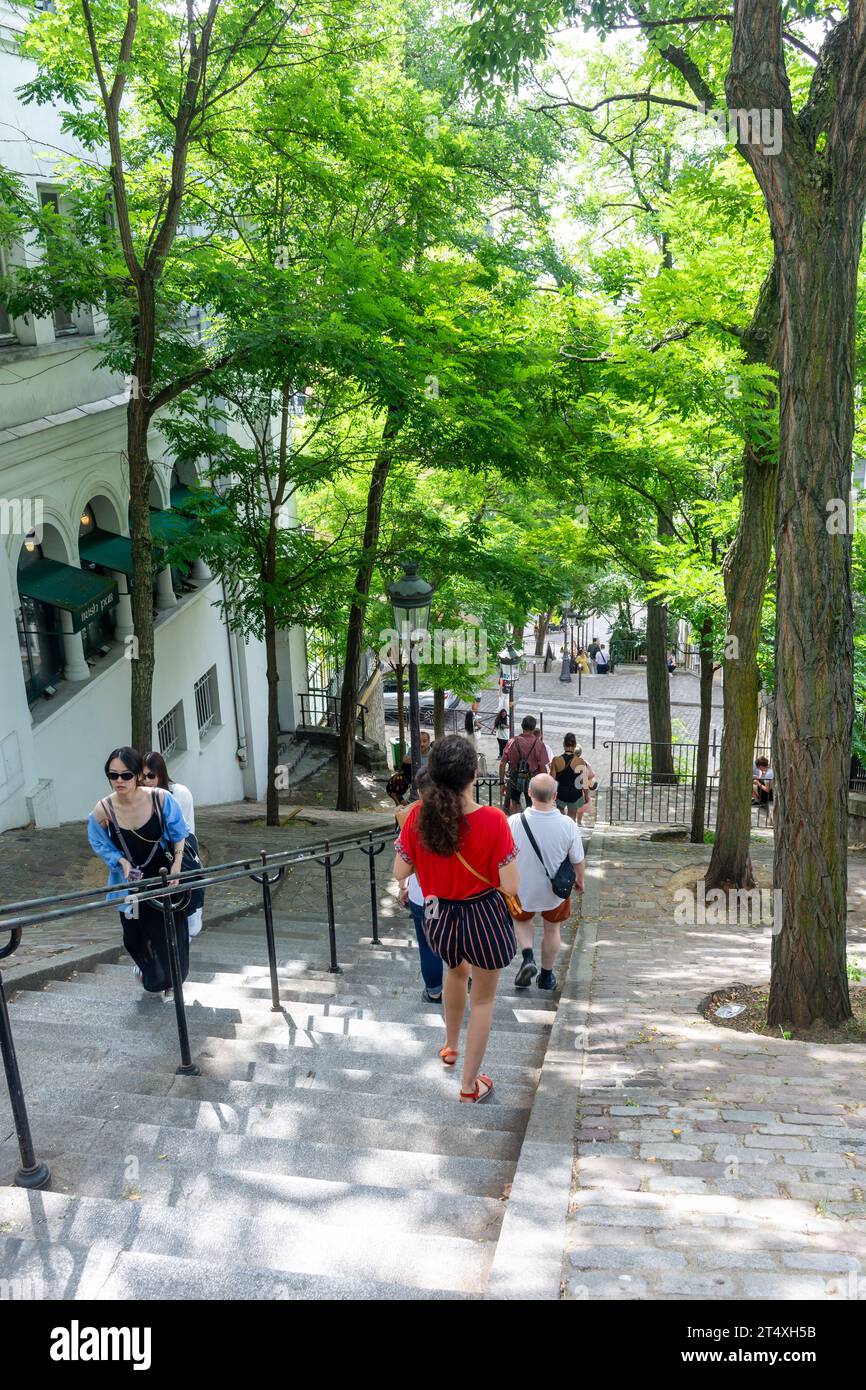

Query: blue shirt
[[87, 789, 191, 903]]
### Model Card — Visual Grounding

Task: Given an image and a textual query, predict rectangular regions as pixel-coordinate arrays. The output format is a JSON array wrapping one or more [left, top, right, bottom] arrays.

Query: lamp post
[[387, 561, 434, 785], [499, 641, 521, 738], [559, 606, 573, 682]]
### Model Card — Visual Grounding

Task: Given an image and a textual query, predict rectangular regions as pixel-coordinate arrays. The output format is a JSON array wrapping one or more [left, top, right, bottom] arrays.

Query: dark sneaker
[[537, 970, 557, 991], [514, 959, 538, 988], [421, 988, 443, 1004]]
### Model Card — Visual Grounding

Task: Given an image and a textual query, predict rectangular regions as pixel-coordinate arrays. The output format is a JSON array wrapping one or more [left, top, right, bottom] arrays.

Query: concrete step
[[41, 977, 556, 1028], [1, 1114, 516, 1198], [0, 1185, 493, 1294], [4, 1046, 539, 1111], [5, 1016, 548, 1074], [7, 993, 552, 1048], [0, 1234, 475, 1301], [24, 1088, 525, 1159], [92, 962, 561, 1010], [19, 1071, 530, 1136]]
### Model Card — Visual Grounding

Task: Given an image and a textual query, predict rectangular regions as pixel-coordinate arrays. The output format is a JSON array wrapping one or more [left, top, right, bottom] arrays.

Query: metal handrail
[[0, 820, 397, 1191]]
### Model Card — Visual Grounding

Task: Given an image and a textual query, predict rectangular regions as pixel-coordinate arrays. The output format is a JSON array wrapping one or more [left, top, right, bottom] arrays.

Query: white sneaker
[[133, 965, 142, 981]]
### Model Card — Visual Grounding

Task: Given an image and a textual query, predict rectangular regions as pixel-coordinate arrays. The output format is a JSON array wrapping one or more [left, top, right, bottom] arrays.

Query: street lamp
[[387, 561, 435, 784], [499, 641, 521, 737], [559, 605, 573, 683]]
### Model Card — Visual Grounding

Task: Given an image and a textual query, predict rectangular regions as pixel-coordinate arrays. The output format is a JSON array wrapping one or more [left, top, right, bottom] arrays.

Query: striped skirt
[[423, 888, 517, 971]]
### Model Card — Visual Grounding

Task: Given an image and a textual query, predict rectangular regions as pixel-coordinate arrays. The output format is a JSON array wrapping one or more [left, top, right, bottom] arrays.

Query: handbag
[[454, 850, 524, 918], [519, 812, 576, 899]]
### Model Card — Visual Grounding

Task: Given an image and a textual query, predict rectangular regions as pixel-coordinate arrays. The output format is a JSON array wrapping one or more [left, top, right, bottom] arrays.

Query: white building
[[0, 1, 308, 831]]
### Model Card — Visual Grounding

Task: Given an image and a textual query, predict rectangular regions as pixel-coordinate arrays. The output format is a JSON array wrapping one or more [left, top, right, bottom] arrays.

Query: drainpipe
[[221, 578, 249, 771]]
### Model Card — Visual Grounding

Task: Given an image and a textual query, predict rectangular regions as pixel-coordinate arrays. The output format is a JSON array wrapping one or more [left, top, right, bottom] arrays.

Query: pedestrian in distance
[[588, 636, 600, 674], [386, 730, 432, 806], [492, 707, 509, 757], [395, 770, 444, 1004], [595, 643, 609, 674], [392, 734, 521, 1103], [143, 750, 205, 938], [509, 774, 585, 991], [87, 747, 191, 999], [550, 734, 596, 824], [499, 714, 550, 813]]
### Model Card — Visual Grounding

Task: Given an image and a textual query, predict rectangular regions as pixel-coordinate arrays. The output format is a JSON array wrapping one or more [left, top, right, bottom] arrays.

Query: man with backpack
[[509, 773, 585, 990], [500, 714, 550, 812]]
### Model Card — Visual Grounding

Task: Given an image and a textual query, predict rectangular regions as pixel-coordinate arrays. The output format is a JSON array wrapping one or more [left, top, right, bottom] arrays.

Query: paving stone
[[569, 1247, 687, 1271]]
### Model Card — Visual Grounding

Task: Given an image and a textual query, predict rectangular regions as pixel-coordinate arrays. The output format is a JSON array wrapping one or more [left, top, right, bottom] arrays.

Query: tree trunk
[[128, 328, 156, 752], [646, 589, 675, 783], [690, 619, 714, 844], [336, 409, 401, 811], [706, 265, 779, 891], [535, 612, 549, 656], [264, 602, 281, 826], [433, 685, 445, 741], [767, 226, 856, 1028]]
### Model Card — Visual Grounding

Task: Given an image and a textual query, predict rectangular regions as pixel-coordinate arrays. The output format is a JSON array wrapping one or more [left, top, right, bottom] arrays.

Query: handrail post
[[323, 841, 342, 974], [0, 964, 49, 1189], [159, 870, 200, 1076], [367, 832, 380, 946], [260, 850, 283, 1012]]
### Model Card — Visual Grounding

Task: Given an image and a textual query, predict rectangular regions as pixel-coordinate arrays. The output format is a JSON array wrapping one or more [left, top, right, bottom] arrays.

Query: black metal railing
[[0, 822, 396, 1191], [603, 739, 778, 831], [299, 690, 367, 740]]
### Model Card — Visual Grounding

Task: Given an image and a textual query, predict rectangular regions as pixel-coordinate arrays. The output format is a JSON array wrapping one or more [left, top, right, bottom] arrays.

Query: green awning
[[170, 484, 228, 517], [79, 528, 133, 576], [149, 507, 199, 545], [18, 559, 118, 632]]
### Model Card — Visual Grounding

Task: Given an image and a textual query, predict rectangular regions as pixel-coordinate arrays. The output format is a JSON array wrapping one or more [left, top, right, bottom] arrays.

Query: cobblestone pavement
[[0, 802, 390, 980], [563, 829, 866, 1301]]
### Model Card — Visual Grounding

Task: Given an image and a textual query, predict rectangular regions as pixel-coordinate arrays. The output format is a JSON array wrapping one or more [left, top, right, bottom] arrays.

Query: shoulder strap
[[99, 796, 117, 827], [454, 850, 493, 888], [519, 812, 552, 881]]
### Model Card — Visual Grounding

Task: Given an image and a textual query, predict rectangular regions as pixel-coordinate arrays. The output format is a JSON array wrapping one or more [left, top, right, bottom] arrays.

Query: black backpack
[[519, 813, 576, 899], [510, 735, 540, 798]]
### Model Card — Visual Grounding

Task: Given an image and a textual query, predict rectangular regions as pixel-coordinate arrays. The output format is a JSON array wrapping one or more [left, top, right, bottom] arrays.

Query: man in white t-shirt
[[508, 773, 585, 991]]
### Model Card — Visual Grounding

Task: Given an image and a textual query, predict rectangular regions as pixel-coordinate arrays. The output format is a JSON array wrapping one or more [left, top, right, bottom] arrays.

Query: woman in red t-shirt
[[393, 735, 519, 1103]]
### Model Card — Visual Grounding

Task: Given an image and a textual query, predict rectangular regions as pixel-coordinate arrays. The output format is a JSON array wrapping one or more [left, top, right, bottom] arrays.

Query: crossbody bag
[[519, 812, 576, 899], [454, 850, 523, 919]]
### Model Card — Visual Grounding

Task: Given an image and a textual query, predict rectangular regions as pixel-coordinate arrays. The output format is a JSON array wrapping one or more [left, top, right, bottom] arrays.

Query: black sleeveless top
[[102, 799, 170, 872], [555, 754, 584, 800]]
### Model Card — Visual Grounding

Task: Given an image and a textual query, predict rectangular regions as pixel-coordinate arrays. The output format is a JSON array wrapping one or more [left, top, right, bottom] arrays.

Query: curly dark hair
[[417, 735, 478, 856]]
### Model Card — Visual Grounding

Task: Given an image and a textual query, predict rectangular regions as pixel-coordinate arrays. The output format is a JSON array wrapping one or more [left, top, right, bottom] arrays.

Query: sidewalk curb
[[485, 828, 605, 1301]]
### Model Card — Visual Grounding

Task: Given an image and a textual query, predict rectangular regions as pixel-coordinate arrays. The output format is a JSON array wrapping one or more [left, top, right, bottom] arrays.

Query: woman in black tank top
[[551, 735, 595, 823]]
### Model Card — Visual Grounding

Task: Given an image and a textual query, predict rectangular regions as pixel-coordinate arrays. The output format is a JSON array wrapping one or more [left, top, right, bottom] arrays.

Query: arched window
[[78, 504, 116, 657], [17, 541, 64, 703]]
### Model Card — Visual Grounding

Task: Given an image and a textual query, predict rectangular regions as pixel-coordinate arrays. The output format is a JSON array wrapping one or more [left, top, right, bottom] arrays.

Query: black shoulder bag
[[519, 812, 576, 899]]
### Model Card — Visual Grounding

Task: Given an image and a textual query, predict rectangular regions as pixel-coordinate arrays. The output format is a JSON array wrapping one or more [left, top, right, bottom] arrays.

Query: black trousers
[[120, 900, 190, 993]]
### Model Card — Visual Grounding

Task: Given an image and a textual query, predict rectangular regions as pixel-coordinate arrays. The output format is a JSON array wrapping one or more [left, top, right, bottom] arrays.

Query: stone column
[[59, 610, 90, 682], [191, 557, 212, 581], [112, 572, 135, 639], [155, 565, 178, 611]]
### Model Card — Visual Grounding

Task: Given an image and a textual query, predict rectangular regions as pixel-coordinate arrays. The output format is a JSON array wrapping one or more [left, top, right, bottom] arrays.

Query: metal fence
[[604, 740, 774, 830], [299, 690, 367, 740]]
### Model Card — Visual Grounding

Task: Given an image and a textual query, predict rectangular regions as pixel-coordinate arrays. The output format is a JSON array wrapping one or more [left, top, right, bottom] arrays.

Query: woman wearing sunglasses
[[87, 747, 191, 998], [141, 751, 203, 939]]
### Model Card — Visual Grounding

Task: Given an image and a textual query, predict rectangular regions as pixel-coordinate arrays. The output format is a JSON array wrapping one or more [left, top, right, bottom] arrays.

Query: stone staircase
[[0, 869, 574, 1299]]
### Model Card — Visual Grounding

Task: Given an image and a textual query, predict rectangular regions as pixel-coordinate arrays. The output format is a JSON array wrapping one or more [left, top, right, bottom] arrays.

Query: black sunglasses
[[107, 771, 135, 782]]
